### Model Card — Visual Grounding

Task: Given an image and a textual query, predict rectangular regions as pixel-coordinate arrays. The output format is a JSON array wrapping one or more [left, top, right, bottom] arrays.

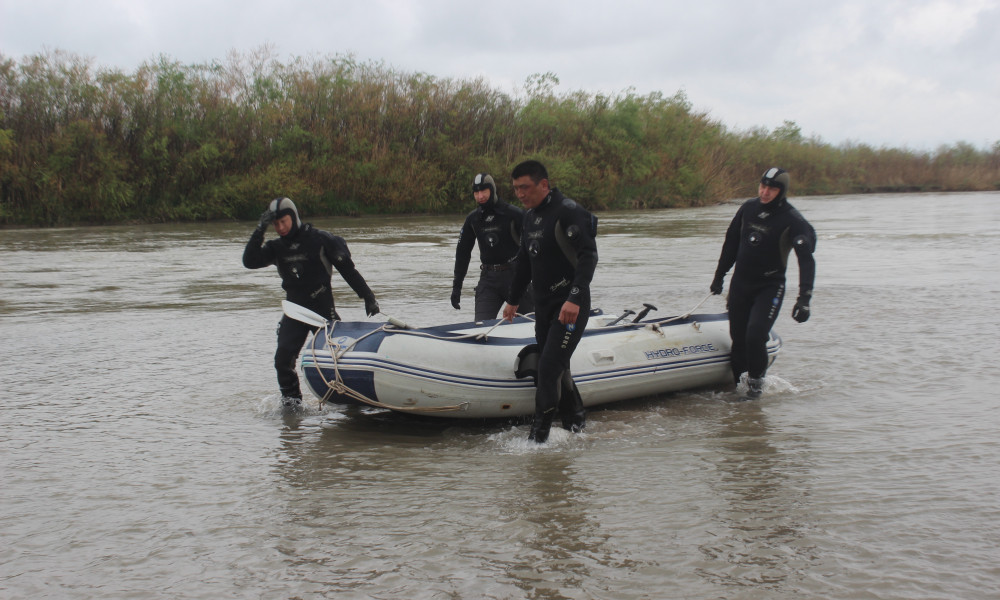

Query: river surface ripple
[[2, 192, 999, 599]]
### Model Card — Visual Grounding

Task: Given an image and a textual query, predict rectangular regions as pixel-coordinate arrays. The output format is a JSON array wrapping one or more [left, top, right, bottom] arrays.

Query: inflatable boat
[[289, 300, 780, 418]]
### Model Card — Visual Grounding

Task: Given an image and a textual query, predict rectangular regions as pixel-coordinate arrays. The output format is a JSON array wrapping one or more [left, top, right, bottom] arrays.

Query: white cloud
[[889, 0, 993, 46]]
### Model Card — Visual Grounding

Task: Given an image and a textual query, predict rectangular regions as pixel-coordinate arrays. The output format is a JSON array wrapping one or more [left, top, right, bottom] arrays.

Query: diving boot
[[561, 412, 586, 433], [559, 401, 586, 432], [745, 377, 764, 399], [558, 372, 586, 432], [528, 411, 555, 443], [281, 393, 303, 408]]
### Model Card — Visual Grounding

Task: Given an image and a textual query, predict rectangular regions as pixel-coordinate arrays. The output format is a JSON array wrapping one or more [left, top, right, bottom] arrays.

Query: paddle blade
[[282, 300, 328, 328]]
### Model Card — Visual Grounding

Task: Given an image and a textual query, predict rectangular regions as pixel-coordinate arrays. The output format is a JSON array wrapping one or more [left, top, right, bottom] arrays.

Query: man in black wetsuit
[[243, 197, 380, 405], [502, 160, 599, 443], [710, 167, 816, 399], [451, 173, 533, 321]]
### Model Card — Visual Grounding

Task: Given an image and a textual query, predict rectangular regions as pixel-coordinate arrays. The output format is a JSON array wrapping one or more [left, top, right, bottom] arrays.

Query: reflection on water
[[498, 453, 608, 600], [3, 192, 1000, 599], [699, 402, 815, 592], [268, 410, 615, 599]]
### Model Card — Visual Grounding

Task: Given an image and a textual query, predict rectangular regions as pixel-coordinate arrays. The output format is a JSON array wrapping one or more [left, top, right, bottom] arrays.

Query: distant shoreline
[[3, 50, 998, 228]]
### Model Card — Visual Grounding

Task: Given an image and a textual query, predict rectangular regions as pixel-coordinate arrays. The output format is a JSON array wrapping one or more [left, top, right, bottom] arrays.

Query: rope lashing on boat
[[302, 317, 543, 413], [367, 312, 535, 343], [283, 301, 527, 411], [654, 292, 714, 325], [473, 312, 535, 341]]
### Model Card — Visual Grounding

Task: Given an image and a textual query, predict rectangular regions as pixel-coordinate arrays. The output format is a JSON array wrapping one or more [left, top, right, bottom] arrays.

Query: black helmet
[[760, 167, 789, 200]]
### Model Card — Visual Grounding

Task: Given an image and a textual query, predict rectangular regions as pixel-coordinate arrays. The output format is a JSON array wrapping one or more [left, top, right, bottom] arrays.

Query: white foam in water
[[252, 393, 328, 418], [735, 373, 800, 396], [763, 374, 798, 395], [487, 423, 585, 452]]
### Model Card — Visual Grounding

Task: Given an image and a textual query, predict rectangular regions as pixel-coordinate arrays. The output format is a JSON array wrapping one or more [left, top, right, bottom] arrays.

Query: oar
[[632, 302, 658, 322], [282, 300, 328, 328], [282, 300, 411, 330], [607, 309, 636, 326]]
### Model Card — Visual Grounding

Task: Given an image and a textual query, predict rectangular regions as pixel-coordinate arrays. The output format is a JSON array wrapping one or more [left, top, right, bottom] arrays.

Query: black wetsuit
[[453, 197, 534, 320], [713, 196, 816, 382], [509, 189, 598, 442], [243, 224, 376, 398]]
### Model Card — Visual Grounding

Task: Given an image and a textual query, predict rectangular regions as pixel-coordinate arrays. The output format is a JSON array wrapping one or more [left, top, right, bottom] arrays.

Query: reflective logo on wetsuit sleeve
[[549, 278, 569, 292]]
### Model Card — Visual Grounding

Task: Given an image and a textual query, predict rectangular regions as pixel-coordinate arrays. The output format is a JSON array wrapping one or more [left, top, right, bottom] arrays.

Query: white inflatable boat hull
[[299, 309, 780, 419]]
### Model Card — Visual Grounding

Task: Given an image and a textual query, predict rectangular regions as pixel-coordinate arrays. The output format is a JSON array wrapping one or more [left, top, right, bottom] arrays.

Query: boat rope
[[303, 320, 489, 413], [379, 312, 535, 342], [656, 292, 715, 325]]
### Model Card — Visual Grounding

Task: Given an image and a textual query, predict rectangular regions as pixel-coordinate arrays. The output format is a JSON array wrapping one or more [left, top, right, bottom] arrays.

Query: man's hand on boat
[[364, 294, 380, 317], [502, 301, 580, 326], [502, 303, 519, 322]]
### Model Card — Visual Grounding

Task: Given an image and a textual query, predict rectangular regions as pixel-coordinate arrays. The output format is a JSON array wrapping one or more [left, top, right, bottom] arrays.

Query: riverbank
[[3, 50, 998, 228]]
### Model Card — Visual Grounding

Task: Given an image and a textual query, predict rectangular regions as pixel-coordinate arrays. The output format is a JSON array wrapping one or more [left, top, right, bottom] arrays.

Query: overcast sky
[[3, 0, 998, 151]]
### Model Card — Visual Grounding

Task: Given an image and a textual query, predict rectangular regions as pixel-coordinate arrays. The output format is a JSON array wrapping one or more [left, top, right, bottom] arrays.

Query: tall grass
[[2, 49, 997, 226]]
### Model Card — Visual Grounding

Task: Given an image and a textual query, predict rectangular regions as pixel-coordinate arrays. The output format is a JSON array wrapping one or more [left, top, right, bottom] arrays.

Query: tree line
[[2, 48, 998, 227]]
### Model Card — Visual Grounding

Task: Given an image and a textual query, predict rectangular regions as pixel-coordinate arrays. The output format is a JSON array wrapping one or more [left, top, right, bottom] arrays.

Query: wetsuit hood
[[268, 197, 302, 238], [760, 167, 790, 205], [473, 173, 498, 212]]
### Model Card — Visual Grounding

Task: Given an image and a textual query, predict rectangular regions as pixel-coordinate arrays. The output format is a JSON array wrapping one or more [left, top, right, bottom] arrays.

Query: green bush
[[1, 49, 997, 227]]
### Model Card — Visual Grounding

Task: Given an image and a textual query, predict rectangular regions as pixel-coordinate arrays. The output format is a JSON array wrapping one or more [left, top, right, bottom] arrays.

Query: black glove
[[450, 286, 461, 310], [256, 209, 276, 232], [792, 294, 811, 323], [364, 295, 380, 317], [710, 274, 724, 295]]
